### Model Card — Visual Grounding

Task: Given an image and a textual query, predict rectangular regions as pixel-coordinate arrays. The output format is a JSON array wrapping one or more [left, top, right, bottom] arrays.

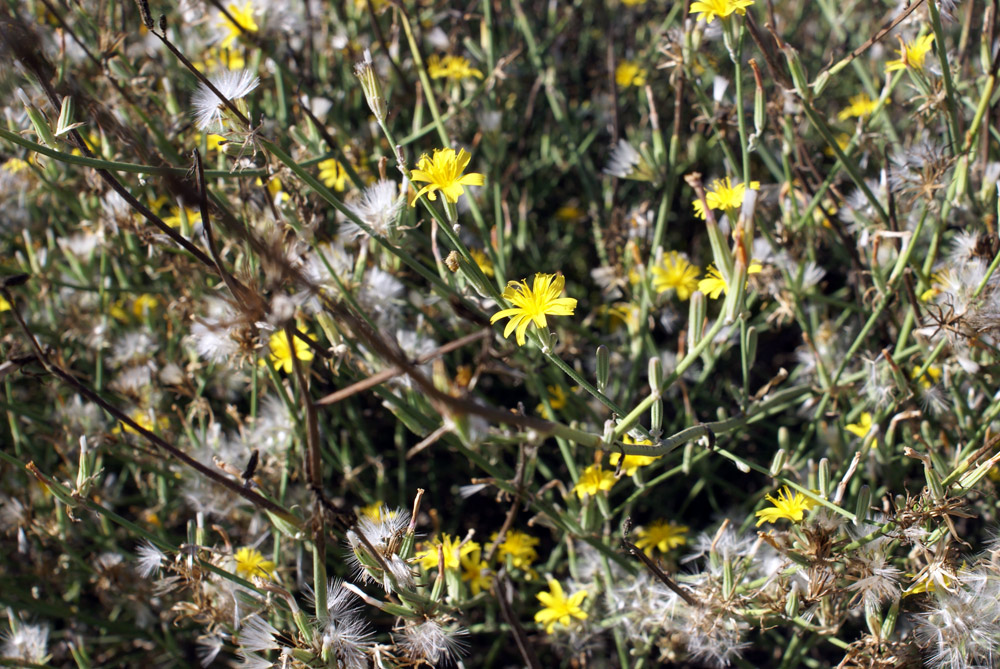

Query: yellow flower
[[0, 296, 10, 312], [754, 486, 817, 526], [535, 580, 588, 634], [490, 273, 577, 347], [572, 464, 616, 499], [845, 411, 879, 448], [470, 248, 495, 277], [113, 409, 170, 436], [621, 0, 647, 5], [634, 519, 689, 555], [131, 294, 160, 318], [911, 365, 942, 389], [162, 206, 202, 229], [837, 94, 884, 121], [360, 501, 386, 520], [427, 54, 484, 81], [219, 2, 258, 50], [615, 61, 647, 88], [206, 133, 227, 151], [536, 384, 568, 418], [318, 158, 348, 192], [651, 251, 700, 300], [886, 34, 935, 73], [234, 546, 276, 580], [689, 0, 754, 24], [2, 157, 29, 174], [459, 547, 492, 595], [697, 261, 763, 300], [609, 435, 660, 476], [415, 534, 479, 571], [692, 177, 760, 220], [264, 329, 315, 374], [495, 530, 540, 569], [409, 148, 485, 205]]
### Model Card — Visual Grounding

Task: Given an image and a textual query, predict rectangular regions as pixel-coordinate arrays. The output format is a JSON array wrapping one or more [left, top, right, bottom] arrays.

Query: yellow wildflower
[[845, 412, 879, 448], [264, 329, 315, 374], [536, 384, 568, 418], [837, 94, 884, 121], [318, 158, 348, 192], [886, 34, 935, 73], [131, 294, 160, 318], [634, 519, 689, 555], [2, 157, 29, 174], [415, 534, 479, 571], [911, 365, 942, 389], [615, 61, 647, 88], [535, 580, 588, 634], [495, 530, 540, 569], [651, 251, 700, 300], [754, 486, 817, 526], [234, 546, 276, 580], [459, 547, 492, 595], [697, 261, 763, 299], [219, 2, 258, 50], [162, 206, 202, 229], [409, 148, 485, 206], [609, 435, 661, 476], [490, 273, 577, 346], [689, 0, 754, 24], [427, 54, 484, 81], [692, 177, 760, 220], [113, 409, 170, 436], [470, 248, 495, 277], [572, 464, 616, 499], [0, 296, 10, 312]]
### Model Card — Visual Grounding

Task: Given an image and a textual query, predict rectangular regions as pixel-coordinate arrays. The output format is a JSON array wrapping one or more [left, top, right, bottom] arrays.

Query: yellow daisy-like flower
[[651, 251, 700, 300], [162, 206, 202, 229], [234, 546, 276, 580], [318, 158, 348, 192], [845, 411, 880, 448], [495, 530, 540, 569], [206, 133, 227, 151], [536, 384, 568, 419], [689, 0, 754, 24], [459, 547, 492, 595], [112, 409, 170, 436], [131, 294, 160, 318], [0, 296, 11, 312], [2, 157, 29, 174], [609, 435, 661, 476], [415, 534, 480, 571], [427, 54, 484, 81], [490, 273, 577, 347], [837, 94, 885, 121], [219, 2, 258, 50], [845, 412, 873, 439], [754, 486, 817, 526], [692, 177, 760, 220], [572, 464, 616, 499], [911, 365, 942, 389], [408, 148, 485, 206], [634, 519, 689, 555], [535, 580, 588, 634], [470, 248, 495, 277], [697, 261, 763, 299], [615, 61, 647, 88], [886, 34, 935, 73], [264, 329, 315, 374]]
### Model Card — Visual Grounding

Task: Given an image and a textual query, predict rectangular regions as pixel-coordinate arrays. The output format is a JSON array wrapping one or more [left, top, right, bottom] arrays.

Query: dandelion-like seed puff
[[490, 273, 577, 346]]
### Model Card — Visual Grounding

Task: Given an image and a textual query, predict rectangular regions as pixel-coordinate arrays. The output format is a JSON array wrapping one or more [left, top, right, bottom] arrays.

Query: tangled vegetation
[[2, 0, 1000, 667]]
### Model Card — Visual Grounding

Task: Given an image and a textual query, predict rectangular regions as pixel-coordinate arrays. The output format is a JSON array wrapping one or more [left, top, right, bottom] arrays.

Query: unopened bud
[[355, 49, 387, 122]]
